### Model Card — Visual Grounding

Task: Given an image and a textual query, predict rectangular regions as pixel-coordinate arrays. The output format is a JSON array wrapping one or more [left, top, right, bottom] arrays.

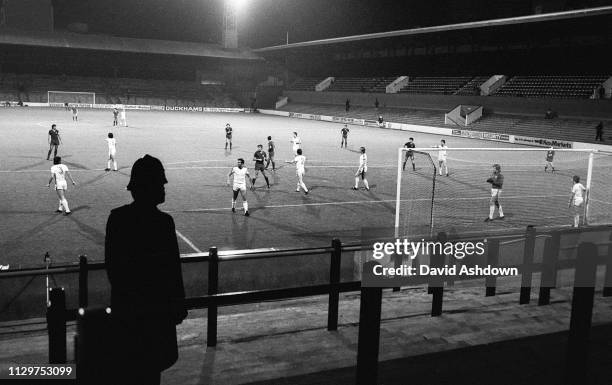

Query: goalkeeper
[[485, 164, 505, 222]]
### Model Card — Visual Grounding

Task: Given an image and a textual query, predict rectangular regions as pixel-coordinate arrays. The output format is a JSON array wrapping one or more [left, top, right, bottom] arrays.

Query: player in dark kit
[[225, 123, 233, 150], [544, 147, 555, 172], [403, 138, 416, 171], [265, 136, 276, 170], [47, 124, 61, 160], [340, 125, 349, 148], [252, 144, 270, 189], [113, 108, 119, 126]]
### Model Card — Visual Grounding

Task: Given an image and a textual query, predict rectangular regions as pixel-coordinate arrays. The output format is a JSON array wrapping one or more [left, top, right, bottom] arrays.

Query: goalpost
[[394, 147, 612, 238], [47, 91, 96, 105]]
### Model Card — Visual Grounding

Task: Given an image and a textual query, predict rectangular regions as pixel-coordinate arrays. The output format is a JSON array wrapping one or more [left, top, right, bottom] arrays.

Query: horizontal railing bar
[[3, 225, 611, 279]]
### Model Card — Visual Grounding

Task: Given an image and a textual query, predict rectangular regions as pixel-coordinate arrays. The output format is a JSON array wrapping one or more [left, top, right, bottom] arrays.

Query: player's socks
[[574, 215, 579, 227], [364, 179, 370, 190], [498, 206, 504, 218], [113, 161, 118, 171], [488, 206, 495, 220], [264, 176, 270, 188], [354, 177, 360, 189], [61, 199, 70, 213], [243, 201, 249, 216], [58, 201, 63, 212], [232, 200, 236, 213], [412, 163, 416, 171], [402, 162, 406, 171]]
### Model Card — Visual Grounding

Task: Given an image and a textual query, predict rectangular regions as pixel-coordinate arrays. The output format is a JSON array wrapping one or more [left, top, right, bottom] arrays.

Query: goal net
[[47, 91, 96, 105], [395, 147, 612, 238]]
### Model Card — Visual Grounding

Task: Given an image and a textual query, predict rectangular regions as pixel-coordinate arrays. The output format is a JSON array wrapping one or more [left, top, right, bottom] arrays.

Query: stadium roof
[[254, 6, 612, 53], [0, 28, 262, 60]]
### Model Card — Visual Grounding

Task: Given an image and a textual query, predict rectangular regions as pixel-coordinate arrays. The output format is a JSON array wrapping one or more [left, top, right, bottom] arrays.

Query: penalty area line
[[170, 194, 568, 213], [175, 230, 202, 253]]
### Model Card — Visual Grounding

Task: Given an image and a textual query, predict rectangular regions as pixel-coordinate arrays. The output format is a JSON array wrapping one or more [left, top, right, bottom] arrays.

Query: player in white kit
[[290, 132, 302, 155], [352, 147, 370, 191], [119, 106, 128, 127], [286, 149, 309, 194], [434, 139, 449, 176], [105, 133, 118, 171], [46, 156, 77, 215], [227, 158, 251, 216], [569, 175, 587, 227]]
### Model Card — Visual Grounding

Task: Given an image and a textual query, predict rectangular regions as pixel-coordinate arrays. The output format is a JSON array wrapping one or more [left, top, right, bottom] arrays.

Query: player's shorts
[[56, 181, 67, 191], [490, 189, 501, 203], [226, 135, 232, 140], [438, 158, 447, 164], [358, 169, 367, 179], [268, 151, 274, 159], [233, 184, 246, 192], [109, 149, 116, 157], [296, 169, 305, 178], [254, 163, 265, 171], [50, 141, 60, 146], [292, 146, 300, 154], [573, 197, 584, 207], [405, 151, 414, 159]]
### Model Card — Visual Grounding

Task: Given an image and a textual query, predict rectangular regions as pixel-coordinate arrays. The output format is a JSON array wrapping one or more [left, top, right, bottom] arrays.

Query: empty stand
[[325, 77, 395, 93], [0, 73, 239, 107], [455, 76, 490, 96], [287, 78, 324, 91], [494, 75, 609, 99], [398, 76, 472, 95]]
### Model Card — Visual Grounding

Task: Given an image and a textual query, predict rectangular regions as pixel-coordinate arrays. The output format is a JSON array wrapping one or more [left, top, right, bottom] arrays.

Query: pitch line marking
[[0, 164, 394, 173], [169, 194, 568, 213], [175, 230, 202, 253]]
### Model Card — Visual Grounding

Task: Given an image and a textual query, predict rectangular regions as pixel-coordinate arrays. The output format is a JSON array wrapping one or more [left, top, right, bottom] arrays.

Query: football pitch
[[1, 107, 612, 271]]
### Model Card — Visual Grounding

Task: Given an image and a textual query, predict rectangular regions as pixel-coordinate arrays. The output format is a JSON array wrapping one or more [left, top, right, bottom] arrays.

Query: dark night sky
[[51, 0, 612, 48]]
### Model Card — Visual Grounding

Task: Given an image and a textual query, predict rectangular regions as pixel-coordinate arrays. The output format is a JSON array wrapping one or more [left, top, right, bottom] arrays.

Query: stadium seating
[[397, 76, 473, 95], [325, 77, 395, 93], [0, 73, 240, 107], [454, 76, 490, 96], [493, 75, 608, 99], [279, 102, 609, 144], [287, 77, 324, 91]]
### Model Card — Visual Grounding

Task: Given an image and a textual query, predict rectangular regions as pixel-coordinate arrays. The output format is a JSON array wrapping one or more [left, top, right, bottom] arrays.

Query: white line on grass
[[0, 164, 395, 173], [175, 230, 202, 253], [169, 194, 568, 213]]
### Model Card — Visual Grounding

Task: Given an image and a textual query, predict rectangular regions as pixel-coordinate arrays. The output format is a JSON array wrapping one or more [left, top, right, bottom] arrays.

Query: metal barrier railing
[[3, 224, 612, 384]]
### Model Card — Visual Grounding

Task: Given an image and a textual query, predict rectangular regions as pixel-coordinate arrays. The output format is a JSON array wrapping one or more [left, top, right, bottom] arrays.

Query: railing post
[[392, 252, 402, 292], [356, 262, 383, 385], [207, 247, 218, 347], [327, 238, 342, 331], [485, 238, 500, 297], [564, 242, 598, 385], [603, 231, 612, 297], [539, 232, 560, 306], [519, 225, 536, 304], [78, 255, 88, 308], [430, 232, 446, 316], [47, 287, 67, 364]]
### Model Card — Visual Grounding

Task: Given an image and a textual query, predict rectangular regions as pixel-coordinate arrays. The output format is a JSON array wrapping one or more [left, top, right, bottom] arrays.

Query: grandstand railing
[[3, 224, 612, 384]]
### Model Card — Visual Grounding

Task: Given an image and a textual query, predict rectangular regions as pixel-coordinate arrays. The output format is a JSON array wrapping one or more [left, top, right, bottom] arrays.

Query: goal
[[395, 147, 612, 238], [47, 91, 96, 105]]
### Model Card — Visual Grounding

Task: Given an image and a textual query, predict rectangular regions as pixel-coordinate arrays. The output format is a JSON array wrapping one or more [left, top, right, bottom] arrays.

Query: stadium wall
[[284, 91, 612, 119]]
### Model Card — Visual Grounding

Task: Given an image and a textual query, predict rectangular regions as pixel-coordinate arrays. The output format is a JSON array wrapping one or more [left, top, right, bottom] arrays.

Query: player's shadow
[[346, 147, 362, 154], [62, 160, 90, 170], [78, 173, 113, 188], [65, 209, 105, 246], [11, 159, 50, 171], [229, 211, 254, 249]]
